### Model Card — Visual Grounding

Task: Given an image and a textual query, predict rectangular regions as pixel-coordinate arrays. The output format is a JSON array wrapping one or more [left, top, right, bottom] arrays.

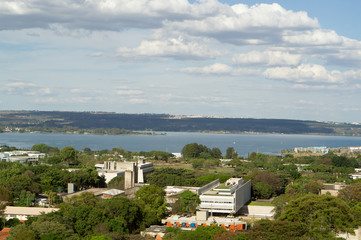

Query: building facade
[[199, 178, 251, 215]]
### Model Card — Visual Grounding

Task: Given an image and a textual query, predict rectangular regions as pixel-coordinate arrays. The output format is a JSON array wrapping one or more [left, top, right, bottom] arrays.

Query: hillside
[[0, 111, 360, 136]]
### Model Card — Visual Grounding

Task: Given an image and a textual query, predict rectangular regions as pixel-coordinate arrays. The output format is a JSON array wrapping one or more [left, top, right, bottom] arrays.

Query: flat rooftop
[[4, 206, 59, 216]]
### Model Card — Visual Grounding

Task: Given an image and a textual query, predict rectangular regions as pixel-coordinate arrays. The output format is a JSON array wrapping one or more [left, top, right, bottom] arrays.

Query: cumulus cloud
[[232, 50, 302, 66], [0, 0, 222, 31], [117, 36, 220, 60], [4, 82, 53, 96], [292, 84, 340, 90], [283, 29, 345, 46], [165, 3, 319, 45], [324, 49, 361, 67], [129, 98, 148, 104], [264, 64, 361, 85], [115, 89, 143, 95], [90, 52, 104, 57], [180, 63, 260, 75], [263, 64, 344, 83], [3, 0, 359, 68]]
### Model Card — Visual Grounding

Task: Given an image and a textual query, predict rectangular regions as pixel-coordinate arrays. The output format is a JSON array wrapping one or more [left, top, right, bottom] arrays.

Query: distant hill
[[0, 111, 360, 136]]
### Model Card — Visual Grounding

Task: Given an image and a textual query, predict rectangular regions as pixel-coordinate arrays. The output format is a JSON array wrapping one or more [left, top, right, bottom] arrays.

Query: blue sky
[[1, 0, 361, 123]]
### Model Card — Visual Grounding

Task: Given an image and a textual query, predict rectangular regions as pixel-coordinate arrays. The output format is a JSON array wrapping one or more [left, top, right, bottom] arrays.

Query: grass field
[[248, 201, 274, 207]]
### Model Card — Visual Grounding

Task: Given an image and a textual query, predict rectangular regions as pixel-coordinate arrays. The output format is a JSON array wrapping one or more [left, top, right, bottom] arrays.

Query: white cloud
[[324, 49, 361, 67], [165, 3, 319, 45], [181, 63, 232, 74], [292, 84, 340, 90], [89, 52, 104, 57], [263, 64, 345, 83], [33, 97, 56, 103], [115, 89, 143, 95], [283, 29, 345, 46], [264, 65, 361, 85], [232, 50, 302, 66], [0, 0, 222, 31], [26, 88, 52, 96], [4, 82, 53, 96], [281, 29, 361, 67], [0, 1, 39, 15], [180, 63, 260, 75], [129, 98, 148, 104], [6, 82, 36, 88], [70, 88, 81, 93], [117, 36, 220, 60]]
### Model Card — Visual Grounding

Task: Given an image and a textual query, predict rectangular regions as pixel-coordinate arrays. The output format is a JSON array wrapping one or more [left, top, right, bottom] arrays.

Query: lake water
[[1, 132, 361, 157]]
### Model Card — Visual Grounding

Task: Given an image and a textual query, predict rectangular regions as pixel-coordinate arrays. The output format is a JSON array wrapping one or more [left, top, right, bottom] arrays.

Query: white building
[[0, 151, 45, 163], [199, 178, 251, 215], [350, 173, 361, 180], [97, 160, 154, 184], [294, 147, 328, 154], [320, 182, 347, 196], [3, 206, 59, 221]]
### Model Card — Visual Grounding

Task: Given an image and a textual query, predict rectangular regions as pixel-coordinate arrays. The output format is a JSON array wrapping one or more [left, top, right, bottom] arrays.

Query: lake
[[1, 132, 361, 157]]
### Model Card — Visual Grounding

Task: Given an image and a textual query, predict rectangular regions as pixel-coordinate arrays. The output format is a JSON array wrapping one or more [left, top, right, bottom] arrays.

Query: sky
[[1, 0, 361, 123]]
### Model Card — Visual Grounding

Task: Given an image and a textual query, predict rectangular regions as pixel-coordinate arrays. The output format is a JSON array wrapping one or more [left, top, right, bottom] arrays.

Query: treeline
[[0, 126, 148, 135], [146, 168, 232, 188], [2, 110, 359, 135], [6, 185, 168, 239], [0, 162, 103, 206]]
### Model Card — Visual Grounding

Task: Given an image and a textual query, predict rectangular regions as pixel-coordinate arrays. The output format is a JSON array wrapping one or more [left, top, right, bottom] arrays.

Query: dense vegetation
[[2, 142, 361, 239], [1, 110, 361, 135], [8, 186, 167, 240]]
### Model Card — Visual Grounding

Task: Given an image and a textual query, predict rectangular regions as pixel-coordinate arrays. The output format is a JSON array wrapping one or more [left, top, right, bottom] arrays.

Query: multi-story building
[[199, 178, 251, 215], [97, 160, 154, 186]]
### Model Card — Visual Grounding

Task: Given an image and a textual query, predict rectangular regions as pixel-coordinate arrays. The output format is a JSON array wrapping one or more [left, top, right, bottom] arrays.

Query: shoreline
[[1, 130, 361, 137]]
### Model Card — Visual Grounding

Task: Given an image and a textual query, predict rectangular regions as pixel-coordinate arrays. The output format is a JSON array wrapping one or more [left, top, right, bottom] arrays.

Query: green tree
[[47, 155, 62, 165], [211, 148, 222, 159], [102, 197, 143, 233], [15, 191, 35, 207], [174, 190, 200, 214], [107, 176, 124, 190], [253, 182, 274, 199], [5, 218, 21, 227], [279, 194, 355, 237], [67, 205, 106, 237], [182, 143, 201, 159], [251, 170, 283, 197], [338, 182, 361, 204], [8, 224, 36, 240], [192, 159, 205, 169], [59, 147, 77, 165], [30, 216, 76, 239], [226, 147, 236, 159], [134, 185, 167, 226], [82, 147, 92, 154], [66, 192, 100, 207], [146, 168, 197, 187], [6, 175, 33, 198], [0, 186, 12, 209], [247, 219, 308, 240], [31, 144, 59, 154], [350, 202, 361, 227]]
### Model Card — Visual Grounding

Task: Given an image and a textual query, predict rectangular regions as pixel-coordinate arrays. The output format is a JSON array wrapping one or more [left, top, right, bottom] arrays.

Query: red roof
[[0, 228, 11, 240]]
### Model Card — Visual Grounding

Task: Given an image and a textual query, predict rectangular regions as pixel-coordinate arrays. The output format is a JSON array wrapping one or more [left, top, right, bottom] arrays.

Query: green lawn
[[248, 201, 274, 207]]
